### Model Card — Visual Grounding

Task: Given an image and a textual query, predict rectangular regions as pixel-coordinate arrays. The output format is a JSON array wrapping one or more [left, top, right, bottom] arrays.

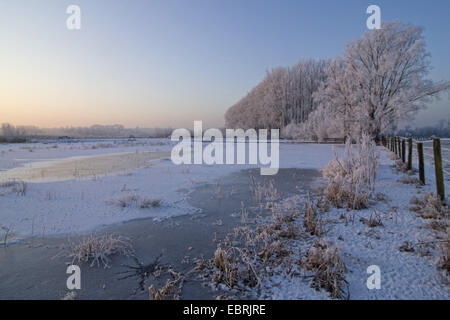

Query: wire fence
[[382, 136, 449, 201]]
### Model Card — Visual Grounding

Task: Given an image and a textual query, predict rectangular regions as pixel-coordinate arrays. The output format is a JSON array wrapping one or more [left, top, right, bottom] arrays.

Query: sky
[[0, 0, 449, 129]]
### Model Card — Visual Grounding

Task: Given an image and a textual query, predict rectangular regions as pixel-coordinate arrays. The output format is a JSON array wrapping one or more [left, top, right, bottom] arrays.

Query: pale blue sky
[[0, 0, 449, 128]]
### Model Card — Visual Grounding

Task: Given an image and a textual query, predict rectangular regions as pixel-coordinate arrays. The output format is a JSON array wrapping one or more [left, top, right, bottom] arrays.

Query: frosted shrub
[[323, 133, 379, 209]]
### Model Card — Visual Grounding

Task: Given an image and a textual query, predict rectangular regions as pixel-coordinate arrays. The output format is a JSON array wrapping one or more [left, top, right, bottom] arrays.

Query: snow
[[0, 139, 448, 299], [1, 140, 337, 239], [259, 146, 449, 300]]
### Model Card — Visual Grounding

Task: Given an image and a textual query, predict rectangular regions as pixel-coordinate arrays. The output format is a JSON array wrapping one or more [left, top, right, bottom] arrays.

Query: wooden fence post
[[407, 138, 413, 170], [418, 143, 425, 185], [401, 139, 406, 163], [395, 137, 398, 156], [433, 138, 445, 201]]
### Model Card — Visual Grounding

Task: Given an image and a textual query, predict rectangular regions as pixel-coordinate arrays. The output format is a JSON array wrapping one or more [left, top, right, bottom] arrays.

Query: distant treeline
[[0, 123, 172, 142], [395, 118, 450, 139]]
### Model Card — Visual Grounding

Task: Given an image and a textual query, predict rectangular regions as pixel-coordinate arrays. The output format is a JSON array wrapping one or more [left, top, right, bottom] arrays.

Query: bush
[[323, 133, 378, 209]]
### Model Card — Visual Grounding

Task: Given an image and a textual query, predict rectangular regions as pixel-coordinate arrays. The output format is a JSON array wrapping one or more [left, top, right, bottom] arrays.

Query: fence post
[[397, 137, 401, 158], [433, 138, 445, 202], [407, 138, 413, 170], [418, 143, 425, 185], [401, 139, 406, 163], [395, 137, 398, 156]]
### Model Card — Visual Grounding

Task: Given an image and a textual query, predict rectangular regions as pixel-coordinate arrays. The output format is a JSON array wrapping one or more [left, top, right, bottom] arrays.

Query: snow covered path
[[264, 147, 449, 300]]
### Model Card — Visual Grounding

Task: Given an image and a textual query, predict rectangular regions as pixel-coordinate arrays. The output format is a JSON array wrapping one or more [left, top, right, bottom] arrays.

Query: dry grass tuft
[[149, 270, 184, 300], [438, 229, 450, 277], [315, 196, 330, 213], [249, 177, 279, 203], [214, 183, 222, 199], [300, 239, 348, 299], [303, 202, 323, 236], [62, 291, 77, 300], [139, 197, 162, 208], [410, 193, 449, 220], [212, 246, 239, 288], [398, 175, 420, 185], [110, 194, 162, 209], [394, 160, 408, 173], [360, 211, 383, 228], [0, 180, 27, 196], [67, 234, 133, 268], [427, 220, 448, 232], [375, 193, 387, 202], [324, 180, 369, 210], [399, 241, 415, 252]]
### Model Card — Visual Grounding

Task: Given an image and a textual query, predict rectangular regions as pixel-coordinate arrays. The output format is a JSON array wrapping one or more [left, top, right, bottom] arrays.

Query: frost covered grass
[[360, 211, 384, 228], [0, 180, 27, 196], [196, 188, 348, 299], [323, 134, 378, 210], [249, 177, 279, 204], [439, 230, 450, 277], [299, 239, 348, 299], [303, 201, 324, 236], [398, 175, 421, 185], [109, 194, 162, 209], [410, 193, 449, 220], [201, 198, 302, 294], [66, 234, 134, 268], [149, 270, 184, 300], [410, 193, 449, 280]]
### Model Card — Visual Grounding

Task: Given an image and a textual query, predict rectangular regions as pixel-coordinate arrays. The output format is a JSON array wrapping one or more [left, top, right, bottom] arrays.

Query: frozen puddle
[[0, 151, 170, 182]]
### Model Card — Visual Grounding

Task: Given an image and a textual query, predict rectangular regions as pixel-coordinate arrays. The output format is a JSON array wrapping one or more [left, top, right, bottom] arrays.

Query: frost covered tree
[[225, 60, 328, 130], [315, 22, 450, 140]]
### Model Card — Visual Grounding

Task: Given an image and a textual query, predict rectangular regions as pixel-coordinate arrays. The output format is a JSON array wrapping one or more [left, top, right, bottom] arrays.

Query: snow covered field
[[0, 139, 448, 299], [0, 139, 336, 240]]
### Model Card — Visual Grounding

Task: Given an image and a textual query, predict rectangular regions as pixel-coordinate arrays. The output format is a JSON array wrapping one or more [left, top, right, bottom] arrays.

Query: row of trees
[[225, 22, 450, 140], [225, 59, 328, 130], [0, 123, 172, 140], [396, 118, 450, 138]]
